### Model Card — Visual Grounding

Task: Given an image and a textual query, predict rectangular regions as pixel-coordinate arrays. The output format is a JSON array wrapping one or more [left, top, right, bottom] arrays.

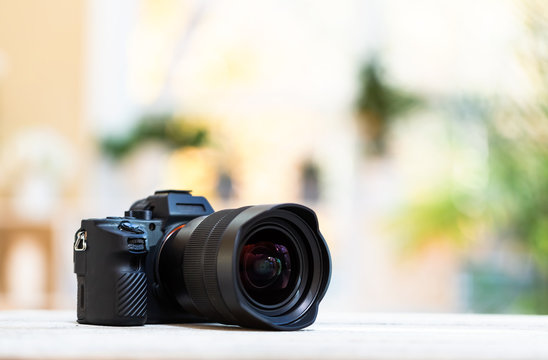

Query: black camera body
[[74, 190, 213, 326], [74, 190, 330, 330]]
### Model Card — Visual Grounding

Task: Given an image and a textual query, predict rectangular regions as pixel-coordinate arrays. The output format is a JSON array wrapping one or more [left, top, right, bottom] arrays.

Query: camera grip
[[116, 272, 147, 318], [74, 222, 149, 326]]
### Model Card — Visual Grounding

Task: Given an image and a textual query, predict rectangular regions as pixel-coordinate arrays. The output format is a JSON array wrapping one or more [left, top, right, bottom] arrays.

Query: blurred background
[[0, 0, 546, 314]]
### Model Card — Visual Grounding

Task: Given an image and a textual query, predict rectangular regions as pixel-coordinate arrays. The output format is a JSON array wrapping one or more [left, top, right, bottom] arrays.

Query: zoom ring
[[183, 207, 248, 323]]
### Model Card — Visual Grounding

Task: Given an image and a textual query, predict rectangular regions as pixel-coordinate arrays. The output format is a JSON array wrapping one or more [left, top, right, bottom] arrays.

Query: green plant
[[393, 96, 548, 312], [355, 59, 422, 155], [390, 0, 548, 314], [101, 113, 208, 160]]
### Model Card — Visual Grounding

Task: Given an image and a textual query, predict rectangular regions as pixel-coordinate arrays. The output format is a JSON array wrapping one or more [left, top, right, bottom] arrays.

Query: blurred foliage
[[392, 0, 548, 313], [101, 113, 208, 160], [355, 59, 422, 155], [393, 186, 478, 253], [488, 116, 548, 262]]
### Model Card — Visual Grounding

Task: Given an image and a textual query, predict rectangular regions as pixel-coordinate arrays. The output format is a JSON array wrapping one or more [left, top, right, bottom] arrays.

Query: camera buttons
[[119, 221, 145, 234]]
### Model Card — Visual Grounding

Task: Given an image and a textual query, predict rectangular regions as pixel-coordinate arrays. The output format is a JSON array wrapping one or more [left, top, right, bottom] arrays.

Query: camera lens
[[158, 204, 331, 330]]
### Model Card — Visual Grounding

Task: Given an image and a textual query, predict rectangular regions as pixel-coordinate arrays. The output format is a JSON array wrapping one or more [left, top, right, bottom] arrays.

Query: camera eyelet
[[74, 230, 87, 252]]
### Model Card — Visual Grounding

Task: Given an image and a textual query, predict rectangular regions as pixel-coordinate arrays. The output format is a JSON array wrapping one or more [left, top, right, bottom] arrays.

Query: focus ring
[[183, 207, 248, 323]]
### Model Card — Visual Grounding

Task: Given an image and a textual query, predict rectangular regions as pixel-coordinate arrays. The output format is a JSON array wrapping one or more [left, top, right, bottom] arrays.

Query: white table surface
[[1, 310, 548, 359]]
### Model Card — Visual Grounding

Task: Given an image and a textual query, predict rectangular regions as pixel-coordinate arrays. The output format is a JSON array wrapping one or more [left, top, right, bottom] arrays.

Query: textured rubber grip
[[116, 272, 147, 318]]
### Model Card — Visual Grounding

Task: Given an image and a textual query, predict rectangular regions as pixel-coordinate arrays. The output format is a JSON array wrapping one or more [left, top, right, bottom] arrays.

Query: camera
[[74, 190, 331, 330]]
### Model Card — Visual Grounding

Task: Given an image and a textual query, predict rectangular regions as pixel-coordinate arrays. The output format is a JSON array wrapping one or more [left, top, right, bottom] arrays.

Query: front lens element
[[239, 228, 297, 306], [241, 242, 288, 289]]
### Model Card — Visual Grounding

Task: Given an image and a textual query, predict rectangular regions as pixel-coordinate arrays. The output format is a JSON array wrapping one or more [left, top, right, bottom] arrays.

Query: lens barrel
[[158, 204, 331, 330]]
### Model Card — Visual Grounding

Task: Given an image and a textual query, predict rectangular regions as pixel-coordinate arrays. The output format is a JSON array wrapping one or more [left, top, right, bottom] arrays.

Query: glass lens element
[[238, 227, 300, 307], [241, 241, 291, 289]]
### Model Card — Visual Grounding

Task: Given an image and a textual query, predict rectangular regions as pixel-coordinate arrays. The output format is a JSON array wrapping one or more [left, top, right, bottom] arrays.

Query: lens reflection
[[239, 228, 299, 306], [241, 242, 290, 289]]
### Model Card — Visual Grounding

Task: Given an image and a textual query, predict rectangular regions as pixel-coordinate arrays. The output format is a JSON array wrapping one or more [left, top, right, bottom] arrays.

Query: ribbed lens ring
[[181, 207, 248, 323]]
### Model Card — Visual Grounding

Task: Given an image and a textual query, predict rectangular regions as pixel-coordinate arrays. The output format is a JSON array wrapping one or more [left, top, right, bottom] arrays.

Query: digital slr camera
[[74, 190, 331, 330]]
